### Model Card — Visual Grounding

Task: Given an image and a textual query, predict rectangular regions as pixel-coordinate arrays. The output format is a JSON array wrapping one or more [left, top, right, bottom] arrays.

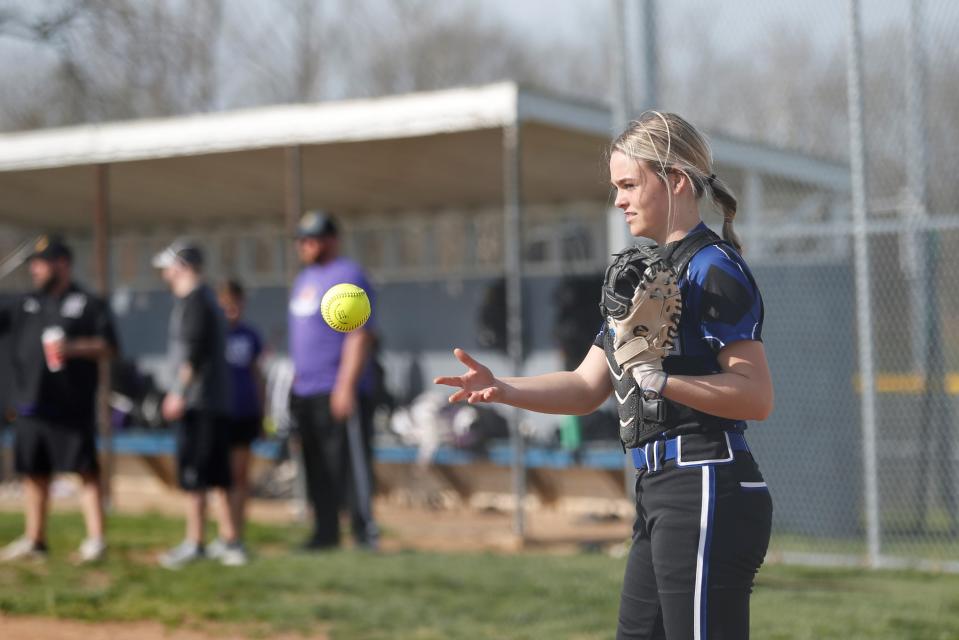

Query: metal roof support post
[[845, 0, 881, 568], [283, 145, 309, 521], [93, 163, 114, 509], [285, 146, 304, 285], [503, 122, 526, 542]]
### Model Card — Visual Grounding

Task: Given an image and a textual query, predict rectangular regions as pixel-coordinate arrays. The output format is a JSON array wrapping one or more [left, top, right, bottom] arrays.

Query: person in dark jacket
[[0, 236, 117, 564]]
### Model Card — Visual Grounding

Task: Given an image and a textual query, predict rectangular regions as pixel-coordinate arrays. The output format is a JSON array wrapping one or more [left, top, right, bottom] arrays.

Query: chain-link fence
[[1, 0, 957, 572], [631, 0, 959, 569]]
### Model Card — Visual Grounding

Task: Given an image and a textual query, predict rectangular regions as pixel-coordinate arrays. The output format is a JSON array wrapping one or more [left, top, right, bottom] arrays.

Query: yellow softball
[[321, 283, 371, 332]]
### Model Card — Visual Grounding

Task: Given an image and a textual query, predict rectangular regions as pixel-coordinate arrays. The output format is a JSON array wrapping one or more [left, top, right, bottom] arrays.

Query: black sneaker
[[300, 536, 338, 552]]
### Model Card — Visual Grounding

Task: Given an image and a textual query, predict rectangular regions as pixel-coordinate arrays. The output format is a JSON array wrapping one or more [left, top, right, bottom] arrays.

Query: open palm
[[433, 348, 505, 404]]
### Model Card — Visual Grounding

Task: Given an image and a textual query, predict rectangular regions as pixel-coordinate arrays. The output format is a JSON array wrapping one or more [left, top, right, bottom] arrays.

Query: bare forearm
[[664, 372, 773, 421], [499, 371, 608, 416], [335, 330, 372, 392]]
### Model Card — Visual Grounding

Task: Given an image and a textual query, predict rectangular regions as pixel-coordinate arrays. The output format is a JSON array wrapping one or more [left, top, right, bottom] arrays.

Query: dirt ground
[[0, 614, 329, 640]]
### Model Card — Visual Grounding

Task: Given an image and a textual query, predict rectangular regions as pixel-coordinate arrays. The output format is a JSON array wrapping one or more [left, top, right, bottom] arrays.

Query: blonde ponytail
[[708, 175, 742, 253]]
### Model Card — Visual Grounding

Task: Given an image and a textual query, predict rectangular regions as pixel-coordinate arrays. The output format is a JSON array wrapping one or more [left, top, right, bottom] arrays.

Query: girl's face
[[609, 151, 672, 242], [219, 292, 242, 324]]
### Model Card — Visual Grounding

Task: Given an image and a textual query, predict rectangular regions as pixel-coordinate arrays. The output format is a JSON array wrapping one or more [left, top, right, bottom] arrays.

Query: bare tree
[[0, 0, 224, 130], [221, 0, 341, 105], [354, 1, 552, 96]]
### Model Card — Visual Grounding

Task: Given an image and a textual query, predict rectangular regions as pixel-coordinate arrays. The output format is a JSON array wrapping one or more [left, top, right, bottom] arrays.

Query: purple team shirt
[[288, 257, 376, 396], [226, 323, 263, 418]]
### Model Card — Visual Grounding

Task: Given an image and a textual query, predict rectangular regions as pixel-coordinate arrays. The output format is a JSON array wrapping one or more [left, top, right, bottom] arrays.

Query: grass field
[[1, 512, 959, 639]]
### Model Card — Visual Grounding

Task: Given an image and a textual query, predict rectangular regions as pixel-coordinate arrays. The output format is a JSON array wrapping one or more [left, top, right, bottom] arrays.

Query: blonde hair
[[610, 111, 742, 252]]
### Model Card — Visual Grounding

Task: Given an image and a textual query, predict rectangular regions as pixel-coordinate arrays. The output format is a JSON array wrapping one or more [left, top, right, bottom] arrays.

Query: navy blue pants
[[617, 440, 772, 639]]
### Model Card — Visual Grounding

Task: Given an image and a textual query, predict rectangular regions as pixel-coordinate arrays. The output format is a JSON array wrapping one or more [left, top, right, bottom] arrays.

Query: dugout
[[0, 82, 853, 536]]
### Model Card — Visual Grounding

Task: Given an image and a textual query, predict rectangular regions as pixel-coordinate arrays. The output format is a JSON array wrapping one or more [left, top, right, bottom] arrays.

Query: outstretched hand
[[433, 348, 507, 404]]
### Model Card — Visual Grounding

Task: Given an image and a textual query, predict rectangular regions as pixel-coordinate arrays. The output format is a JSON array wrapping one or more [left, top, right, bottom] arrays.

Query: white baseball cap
[[152, 239, 204, 270]]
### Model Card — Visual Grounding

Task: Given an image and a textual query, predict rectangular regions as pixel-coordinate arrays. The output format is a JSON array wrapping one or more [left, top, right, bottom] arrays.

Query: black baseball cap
[[29, 235, 73, 262], [152, 239, 204, 271], [296, 210, 338, 239]]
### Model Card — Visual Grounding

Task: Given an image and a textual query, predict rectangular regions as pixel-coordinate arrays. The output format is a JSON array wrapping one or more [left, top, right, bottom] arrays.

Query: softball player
[[436, 112, 773, 639]]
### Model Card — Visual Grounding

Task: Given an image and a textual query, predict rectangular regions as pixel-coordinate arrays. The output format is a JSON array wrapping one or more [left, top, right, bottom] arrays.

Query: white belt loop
[[676, 431, 735, 467]]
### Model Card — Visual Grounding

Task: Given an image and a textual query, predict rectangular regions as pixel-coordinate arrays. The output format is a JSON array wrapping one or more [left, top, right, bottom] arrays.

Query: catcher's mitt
[[600, 244, 682, 373]]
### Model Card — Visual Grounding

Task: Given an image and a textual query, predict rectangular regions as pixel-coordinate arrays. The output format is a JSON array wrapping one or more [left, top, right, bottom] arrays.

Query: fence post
[[503, 121, 526, 541], [845, 0, 881, 568]]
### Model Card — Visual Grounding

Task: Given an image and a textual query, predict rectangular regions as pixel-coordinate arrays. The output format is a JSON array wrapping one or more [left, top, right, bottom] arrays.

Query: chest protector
[[602, 229, 739, 449]]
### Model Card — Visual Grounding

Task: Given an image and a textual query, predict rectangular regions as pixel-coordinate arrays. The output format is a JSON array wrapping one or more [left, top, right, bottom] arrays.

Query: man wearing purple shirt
[[288, 210, 379, 550]]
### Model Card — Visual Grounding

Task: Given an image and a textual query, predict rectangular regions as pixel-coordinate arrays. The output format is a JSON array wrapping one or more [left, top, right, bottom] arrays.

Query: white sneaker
[[0, 537, 48, 562], [219, 542, 249, 567], [158, 540, 204, 570], [76, 538, 107, 564], [206, 538, 227, 560]]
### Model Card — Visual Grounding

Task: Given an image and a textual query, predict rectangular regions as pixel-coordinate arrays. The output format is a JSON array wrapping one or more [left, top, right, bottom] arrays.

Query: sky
[[0, 0, 943, 130], [0, 0, 911, 62]]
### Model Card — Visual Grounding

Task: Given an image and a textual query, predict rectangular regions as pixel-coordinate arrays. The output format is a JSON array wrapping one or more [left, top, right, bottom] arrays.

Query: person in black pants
[[288, 211, 379, 550], [153, 240, 245, 568], [0, 236, 117, 564], [437, 112, 774, 639]]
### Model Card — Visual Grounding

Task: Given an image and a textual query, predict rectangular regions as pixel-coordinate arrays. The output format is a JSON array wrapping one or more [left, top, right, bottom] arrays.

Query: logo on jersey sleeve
[[23, 298, 40, 314], [289, 285, 321, 317]]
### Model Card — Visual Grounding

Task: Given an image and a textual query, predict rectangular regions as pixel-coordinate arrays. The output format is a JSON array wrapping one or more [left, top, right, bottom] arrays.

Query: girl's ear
[[669, 170, 686, 196]]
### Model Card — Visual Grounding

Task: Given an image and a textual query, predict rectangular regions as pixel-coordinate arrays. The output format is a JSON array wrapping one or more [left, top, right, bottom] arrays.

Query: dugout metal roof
[[0, 82, 848, 232]]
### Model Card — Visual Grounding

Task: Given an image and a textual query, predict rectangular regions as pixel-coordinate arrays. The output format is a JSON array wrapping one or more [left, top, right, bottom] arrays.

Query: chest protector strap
[[603, 228, 737, 449]]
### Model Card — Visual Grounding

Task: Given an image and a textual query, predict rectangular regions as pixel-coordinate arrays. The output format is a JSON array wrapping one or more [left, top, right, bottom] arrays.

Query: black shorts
[[14, 416, 99, 477], [225, 415, 262, 448], [176, 411, 231, 491]]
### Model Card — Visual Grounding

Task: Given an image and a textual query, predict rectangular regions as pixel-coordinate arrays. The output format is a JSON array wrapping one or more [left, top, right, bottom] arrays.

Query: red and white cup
[[42, 326, 66, 372]]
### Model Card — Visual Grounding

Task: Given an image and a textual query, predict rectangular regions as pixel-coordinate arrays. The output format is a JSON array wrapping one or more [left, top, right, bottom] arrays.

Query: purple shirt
[[288, 258, 376, 396], [226, 323, 263, 418]]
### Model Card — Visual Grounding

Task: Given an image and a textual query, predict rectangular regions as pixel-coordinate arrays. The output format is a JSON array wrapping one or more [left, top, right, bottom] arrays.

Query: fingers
[[454, 347, 483, 371], [433, 376, 465, 388], [434, 348, 482, 388], [446, 387, 498, 404], [448, 389, 469, 403], [467, 388, 499, 404]]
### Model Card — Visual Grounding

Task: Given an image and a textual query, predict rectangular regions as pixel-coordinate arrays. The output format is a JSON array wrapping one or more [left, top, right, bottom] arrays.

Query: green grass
[[1, 513, 959, 639], [770, 530, 959, 562]]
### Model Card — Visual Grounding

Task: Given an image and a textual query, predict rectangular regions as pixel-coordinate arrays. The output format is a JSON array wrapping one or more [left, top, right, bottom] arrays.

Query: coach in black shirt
[[152, 240, 245, 568], [0, 236, 117, 564]]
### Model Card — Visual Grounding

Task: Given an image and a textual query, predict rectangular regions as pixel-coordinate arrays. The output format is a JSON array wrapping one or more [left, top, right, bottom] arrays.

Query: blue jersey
[[595, 223, 764, 427], [667, 223, 764, 376]]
